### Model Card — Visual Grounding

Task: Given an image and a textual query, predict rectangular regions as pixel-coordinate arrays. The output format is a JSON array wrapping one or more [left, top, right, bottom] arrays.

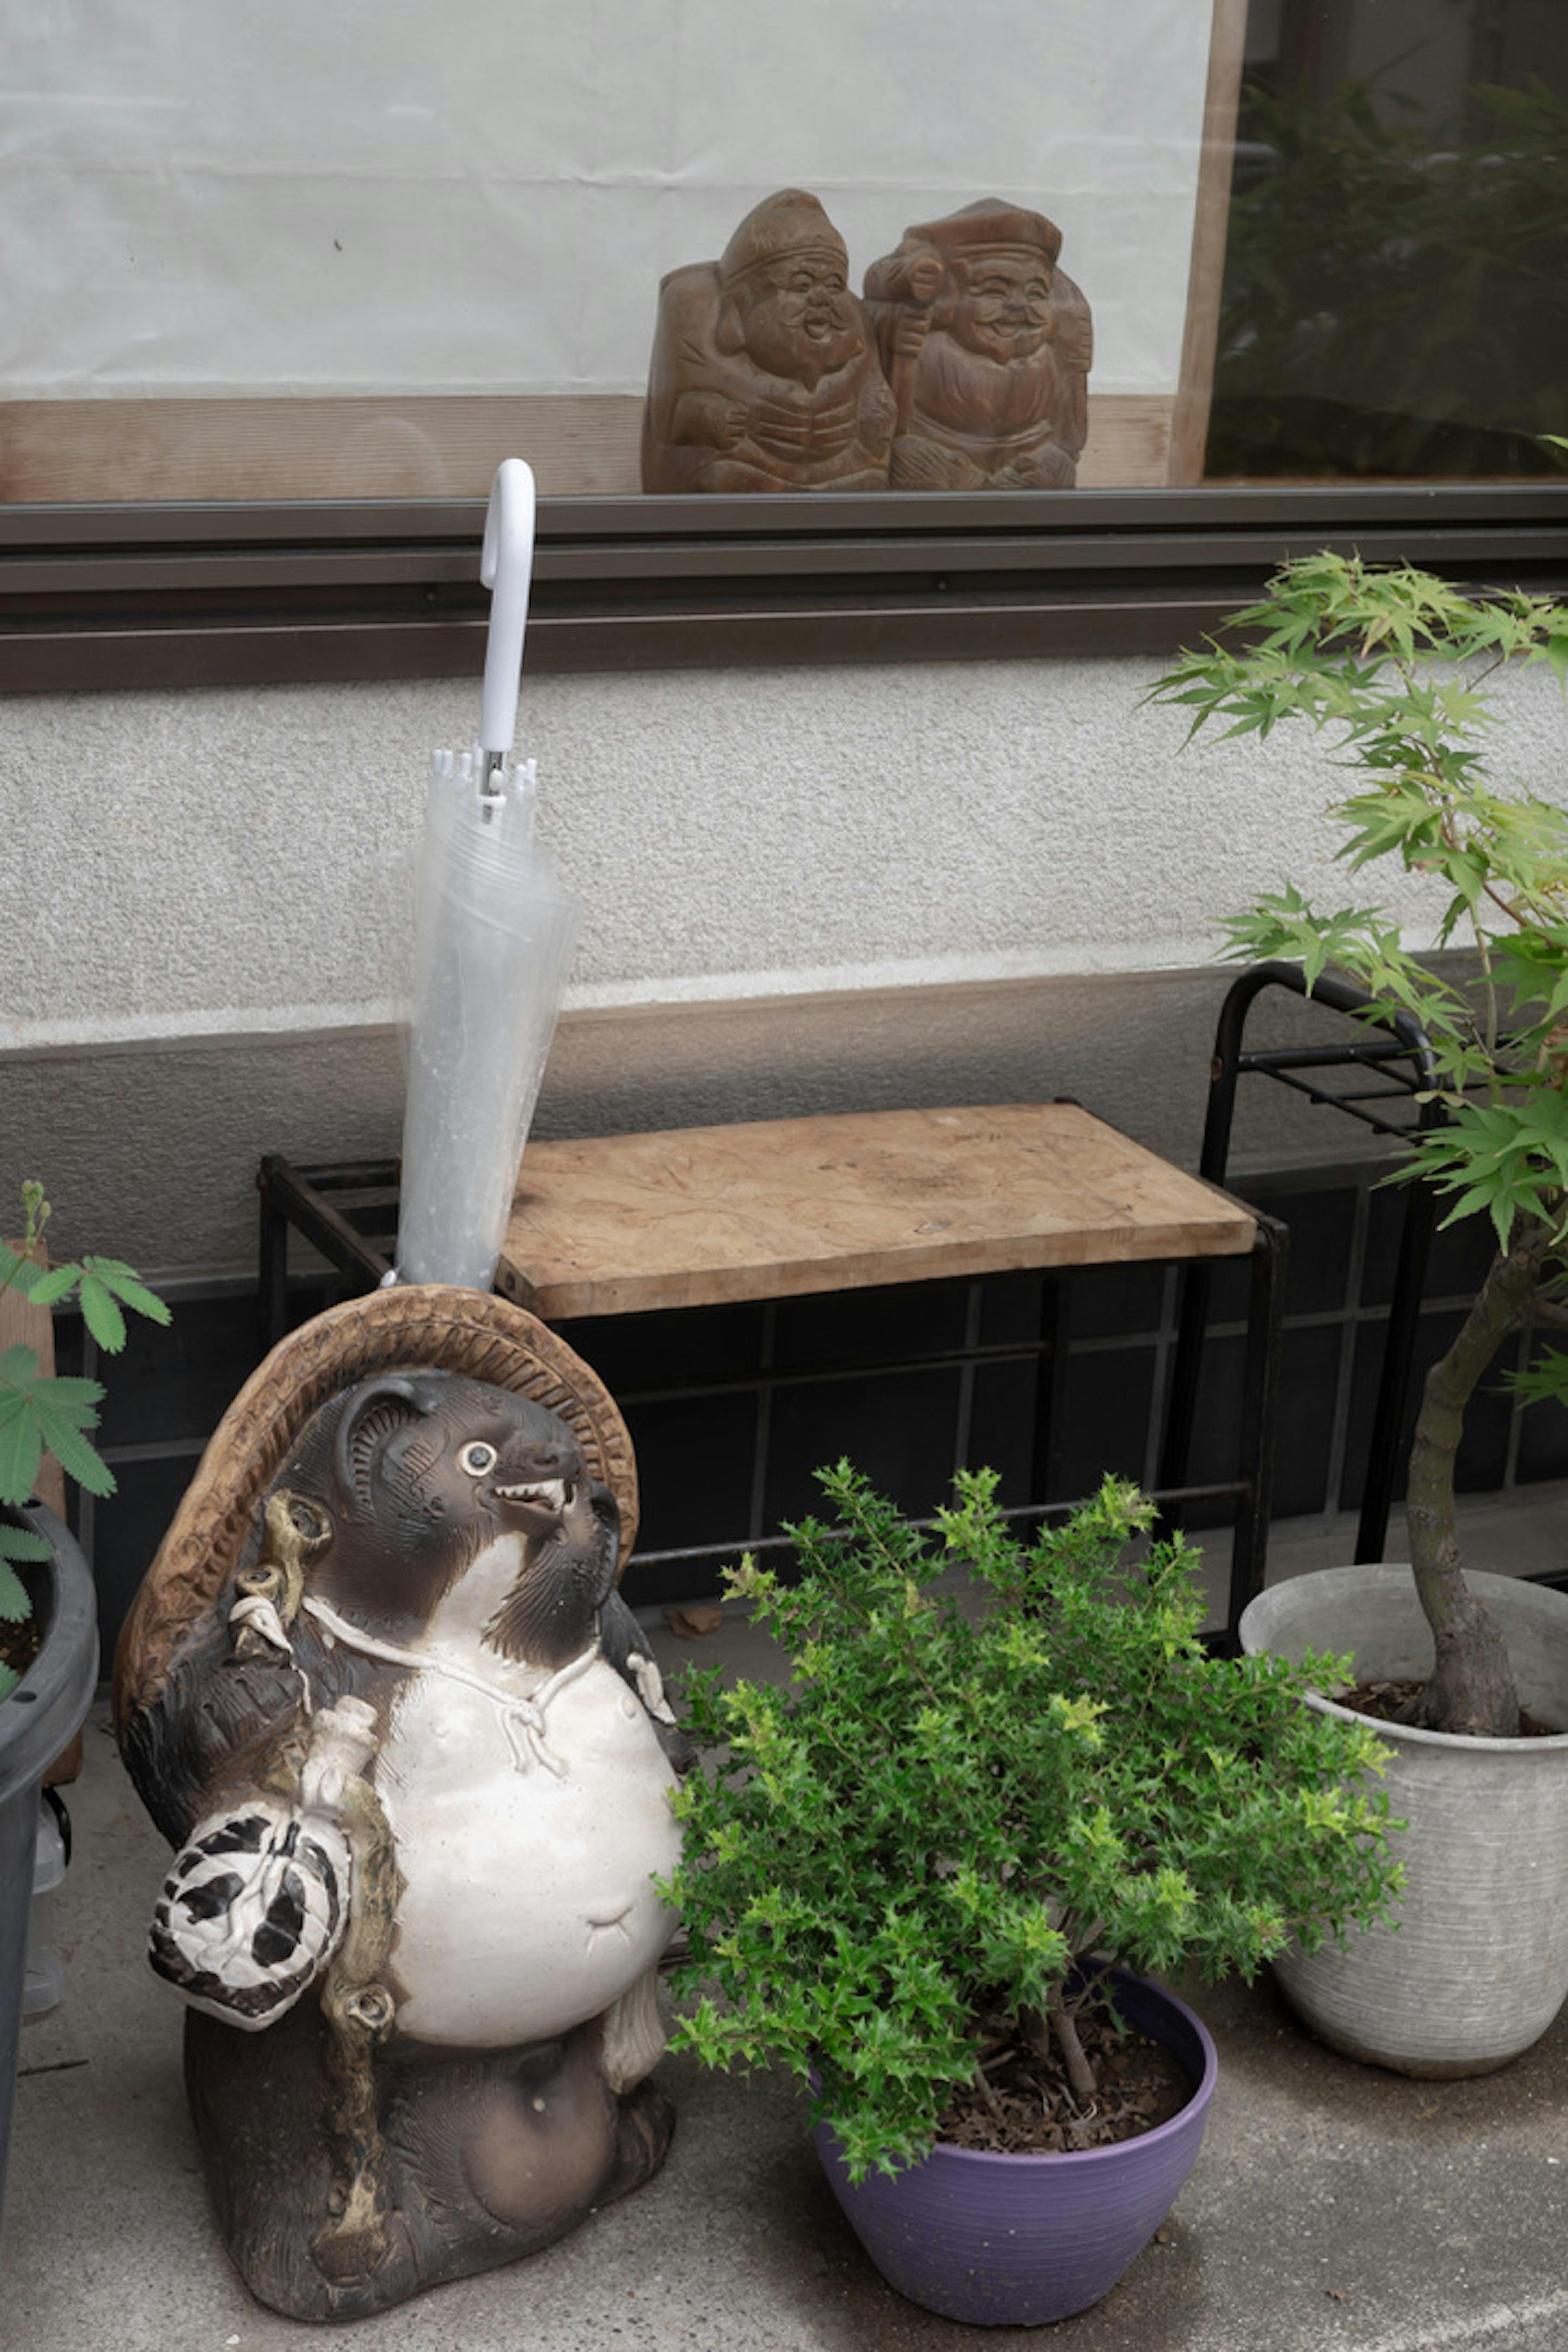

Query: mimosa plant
[[0, 1182, 170, 1697]]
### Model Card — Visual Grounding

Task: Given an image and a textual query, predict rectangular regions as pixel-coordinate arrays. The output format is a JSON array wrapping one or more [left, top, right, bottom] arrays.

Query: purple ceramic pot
[[811, 1969, 1218, 2327]]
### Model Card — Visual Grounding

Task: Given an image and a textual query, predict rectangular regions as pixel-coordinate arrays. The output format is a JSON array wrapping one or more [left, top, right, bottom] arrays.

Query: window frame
[[2, 482, 1565, 692]]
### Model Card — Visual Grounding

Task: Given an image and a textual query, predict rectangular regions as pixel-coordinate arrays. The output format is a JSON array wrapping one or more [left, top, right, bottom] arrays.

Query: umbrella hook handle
[[477, 457, 537, 793]]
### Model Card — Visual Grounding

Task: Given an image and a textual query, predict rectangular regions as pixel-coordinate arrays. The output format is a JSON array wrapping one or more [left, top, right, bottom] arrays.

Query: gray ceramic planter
[[1239, 1566, 1568, 2078]]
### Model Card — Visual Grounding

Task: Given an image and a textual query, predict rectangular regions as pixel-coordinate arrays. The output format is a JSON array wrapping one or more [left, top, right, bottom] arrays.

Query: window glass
[[1, 0, 1563, 502], [1209, 0, 1568, 480], [0, 0, 1216, 499]]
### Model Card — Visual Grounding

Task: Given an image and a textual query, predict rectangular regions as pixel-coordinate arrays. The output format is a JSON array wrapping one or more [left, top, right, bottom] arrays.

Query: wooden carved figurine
[[641, 188, 895, 493], [113, 1287, 689, 2323], [863, 198, 1092, 489]]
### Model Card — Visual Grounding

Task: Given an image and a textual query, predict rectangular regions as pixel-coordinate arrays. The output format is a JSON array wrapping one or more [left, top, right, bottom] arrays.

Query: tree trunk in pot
[[1405, 1223, 1552, 1740]]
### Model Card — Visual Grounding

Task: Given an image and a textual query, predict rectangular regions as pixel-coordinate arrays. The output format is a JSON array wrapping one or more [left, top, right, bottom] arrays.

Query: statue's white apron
[[303, 1549, 681, 2049]]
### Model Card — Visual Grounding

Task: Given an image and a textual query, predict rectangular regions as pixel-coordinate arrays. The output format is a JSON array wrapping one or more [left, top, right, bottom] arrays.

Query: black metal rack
[[1163, 959, 1444, 1566]]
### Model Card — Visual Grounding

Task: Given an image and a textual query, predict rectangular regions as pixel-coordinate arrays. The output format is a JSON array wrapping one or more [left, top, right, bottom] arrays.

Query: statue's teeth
[[495, 1477, 568, 1510]]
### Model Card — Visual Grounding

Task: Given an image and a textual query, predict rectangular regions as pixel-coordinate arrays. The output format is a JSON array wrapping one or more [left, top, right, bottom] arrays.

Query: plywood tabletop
[[494, 1104, 1255, 1322]]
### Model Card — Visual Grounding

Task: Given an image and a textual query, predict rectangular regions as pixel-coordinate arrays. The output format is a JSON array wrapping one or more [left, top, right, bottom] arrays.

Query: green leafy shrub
[[0, 1182, 171, 1696], [661, 1466, 1401, 2183], [1149, 551, 1568, 1738]]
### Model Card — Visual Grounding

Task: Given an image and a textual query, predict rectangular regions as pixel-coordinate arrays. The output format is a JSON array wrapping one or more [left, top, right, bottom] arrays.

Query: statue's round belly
[[373, 1657, 682, 2048]]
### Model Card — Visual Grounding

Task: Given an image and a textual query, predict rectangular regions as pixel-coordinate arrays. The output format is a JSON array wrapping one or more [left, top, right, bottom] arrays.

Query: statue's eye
[[459, 1441, 497, 1477]]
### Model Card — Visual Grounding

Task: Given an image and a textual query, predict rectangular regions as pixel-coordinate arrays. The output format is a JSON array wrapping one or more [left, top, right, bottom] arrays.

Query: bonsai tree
[[662, 1465, 1401, 2183], [1148, 552, 1568, 1738], [0, 1181, 170, 1695]]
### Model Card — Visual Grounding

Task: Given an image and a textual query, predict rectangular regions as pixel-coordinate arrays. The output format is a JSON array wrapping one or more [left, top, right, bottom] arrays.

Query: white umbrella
[[394, 459, 582, 1291]]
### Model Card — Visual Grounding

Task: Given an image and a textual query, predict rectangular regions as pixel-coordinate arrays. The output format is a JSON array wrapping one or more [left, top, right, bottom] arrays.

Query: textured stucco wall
[[4, 653, 1564, 1275]]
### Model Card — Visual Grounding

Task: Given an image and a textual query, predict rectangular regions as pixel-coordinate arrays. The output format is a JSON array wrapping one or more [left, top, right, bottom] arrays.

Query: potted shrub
[[1149, 551, 1568, 2071], [0, 1182, 169, 2228], [661, 1465, 1401, 2325]]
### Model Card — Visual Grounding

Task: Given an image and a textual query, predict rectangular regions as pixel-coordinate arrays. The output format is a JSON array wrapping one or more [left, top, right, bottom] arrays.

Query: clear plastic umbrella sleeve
[[394, 461, 583, 1292]]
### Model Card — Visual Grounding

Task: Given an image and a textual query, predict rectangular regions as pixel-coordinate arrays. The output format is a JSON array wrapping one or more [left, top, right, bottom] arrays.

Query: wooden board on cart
[[495, 1103, 1257, 1322]]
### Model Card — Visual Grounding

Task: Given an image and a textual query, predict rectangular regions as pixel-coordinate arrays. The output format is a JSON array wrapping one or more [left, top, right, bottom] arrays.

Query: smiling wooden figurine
[[863, 197, 1092, 490], [114, 1287, 690, 2323]]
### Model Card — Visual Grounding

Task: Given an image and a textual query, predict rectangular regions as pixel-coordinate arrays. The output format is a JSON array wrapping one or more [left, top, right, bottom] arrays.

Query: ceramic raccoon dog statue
[[115, 1294, 691, 2323]]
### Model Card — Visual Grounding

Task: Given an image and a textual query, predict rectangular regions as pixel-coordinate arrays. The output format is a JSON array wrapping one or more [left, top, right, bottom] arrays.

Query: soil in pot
[[1343, 1677, 1561, 1737], [0, 1617, 41, 1686], [939, 2004, 1193, 2156]]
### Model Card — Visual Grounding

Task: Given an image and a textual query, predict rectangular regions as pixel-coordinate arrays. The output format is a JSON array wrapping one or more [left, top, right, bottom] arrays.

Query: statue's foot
[[310, 2165, 402, 2289], [602, 2076, 677, 2206], [994, 448, 1077, 490], [691, 456, 800, 493], [186, 2007, 675, 2319], [889, 435, 979, 490]]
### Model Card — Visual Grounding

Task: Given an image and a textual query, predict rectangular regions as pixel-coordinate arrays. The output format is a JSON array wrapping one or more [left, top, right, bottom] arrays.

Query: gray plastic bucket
[[0, 1503, 98, 2232]]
